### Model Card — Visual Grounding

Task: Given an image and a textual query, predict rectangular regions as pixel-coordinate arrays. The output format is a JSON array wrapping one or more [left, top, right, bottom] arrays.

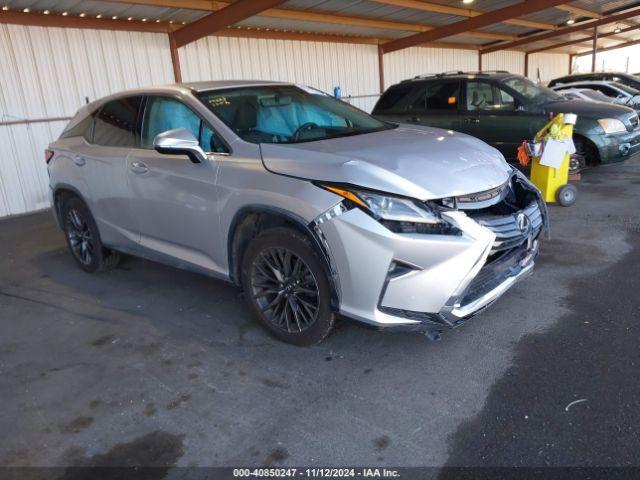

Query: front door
[[127, 95, 230, 275], [461, 80, 533, 161]]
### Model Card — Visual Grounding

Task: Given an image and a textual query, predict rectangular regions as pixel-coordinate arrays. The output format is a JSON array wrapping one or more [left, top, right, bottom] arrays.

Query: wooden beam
[[482, 6, 640, 54], [104, 0, 518, 42], [172, 0, 288, 48], [380, 0, 571, 54], [0, 10, 172, 32], [526, 24, 640, 54], [168, 33, 181, 83], [371, 0, 558, 31], [524, 52, 529, 77]]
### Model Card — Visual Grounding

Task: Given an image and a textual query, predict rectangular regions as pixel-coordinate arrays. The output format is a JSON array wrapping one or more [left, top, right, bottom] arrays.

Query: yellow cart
[[526, 113, 578, 207]]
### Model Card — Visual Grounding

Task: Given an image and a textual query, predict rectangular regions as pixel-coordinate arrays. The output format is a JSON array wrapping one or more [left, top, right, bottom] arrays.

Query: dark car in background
[[548, 72, 640, 91], [373, 72, 640, 171], [551, 81, 640, 111]]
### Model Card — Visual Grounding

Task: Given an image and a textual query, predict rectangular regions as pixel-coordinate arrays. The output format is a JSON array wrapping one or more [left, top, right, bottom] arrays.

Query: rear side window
[[425, 81, 460, 110], [374, 84, 416, 113], [93, 96, 143, 147], [60, 113, 95, 141]]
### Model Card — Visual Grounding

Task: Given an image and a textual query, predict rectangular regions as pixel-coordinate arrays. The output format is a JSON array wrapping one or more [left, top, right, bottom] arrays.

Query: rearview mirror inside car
[[153, 128, 207, 164]]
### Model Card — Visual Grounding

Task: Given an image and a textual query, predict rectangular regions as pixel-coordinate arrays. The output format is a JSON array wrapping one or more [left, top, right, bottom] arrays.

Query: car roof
[[397, 70, 515, 84], [79, 80, 300, 113]]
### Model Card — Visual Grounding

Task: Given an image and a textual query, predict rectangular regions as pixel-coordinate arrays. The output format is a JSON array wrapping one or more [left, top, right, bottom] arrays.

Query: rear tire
[[240, 227, 335, 346], [61, 197, 120, 273]]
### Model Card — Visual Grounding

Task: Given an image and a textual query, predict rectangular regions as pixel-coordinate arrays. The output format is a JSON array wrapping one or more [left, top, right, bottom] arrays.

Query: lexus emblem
[[516, 213, 530, 233]]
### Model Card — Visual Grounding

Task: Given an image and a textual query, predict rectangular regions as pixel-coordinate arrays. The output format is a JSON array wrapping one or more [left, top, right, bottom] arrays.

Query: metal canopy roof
[[1, 0, 640, 54]]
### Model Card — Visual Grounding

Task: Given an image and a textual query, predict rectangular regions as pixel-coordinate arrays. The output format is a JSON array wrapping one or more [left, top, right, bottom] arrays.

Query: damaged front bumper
[[314, 172, 547, 335]]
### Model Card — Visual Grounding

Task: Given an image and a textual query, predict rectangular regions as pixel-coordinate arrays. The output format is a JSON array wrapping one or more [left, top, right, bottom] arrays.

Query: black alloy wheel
[[66, 207, 94, 266], [241, 227, 335, 346], [61, 196, 120, 273], [250, 247, 320, 333]]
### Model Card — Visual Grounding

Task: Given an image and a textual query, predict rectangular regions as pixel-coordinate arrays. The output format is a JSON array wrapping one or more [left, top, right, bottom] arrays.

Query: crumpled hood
[[260, 124, 511, 200]]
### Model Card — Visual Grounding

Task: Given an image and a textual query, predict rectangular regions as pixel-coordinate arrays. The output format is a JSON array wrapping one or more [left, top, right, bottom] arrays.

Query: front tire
[[240, 228, 335, 346], [61, 197, 120, 273]]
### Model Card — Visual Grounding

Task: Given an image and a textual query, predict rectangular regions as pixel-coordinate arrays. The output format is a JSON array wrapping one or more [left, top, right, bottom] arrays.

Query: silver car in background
[[47, 81, 547, 345]]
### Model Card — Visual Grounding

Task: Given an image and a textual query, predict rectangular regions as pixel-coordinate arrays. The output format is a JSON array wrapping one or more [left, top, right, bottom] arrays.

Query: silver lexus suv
[[47, 81, 547, 345]]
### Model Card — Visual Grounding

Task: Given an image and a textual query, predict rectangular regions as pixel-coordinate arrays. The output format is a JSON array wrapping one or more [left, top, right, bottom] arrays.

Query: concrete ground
[[1, 156, 639, 471]]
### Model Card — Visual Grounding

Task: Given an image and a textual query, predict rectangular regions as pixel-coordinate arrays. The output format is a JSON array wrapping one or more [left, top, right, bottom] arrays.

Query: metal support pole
[[378, 45, 385, 93], [591, 26, 598, 73]]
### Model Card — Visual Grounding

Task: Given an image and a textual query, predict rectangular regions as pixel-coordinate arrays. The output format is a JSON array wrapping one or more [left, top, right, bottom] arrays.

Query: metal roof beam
[[482, 6, 640, 54], [171, 0, 287, 48], [526, 24, 640, 54], [0, 9, 171, 32], [371, 0, 558, 31], [103, 0, 518, 42], [380, 0, 571, 54]]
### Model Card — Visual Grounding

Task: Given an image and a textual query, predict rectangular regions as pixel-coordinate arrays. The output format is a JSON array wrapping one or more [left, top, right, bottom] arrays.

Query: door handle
[[130, 161, 148, 174], [465, 118, 480, 124], [73, 155, 86, 166]]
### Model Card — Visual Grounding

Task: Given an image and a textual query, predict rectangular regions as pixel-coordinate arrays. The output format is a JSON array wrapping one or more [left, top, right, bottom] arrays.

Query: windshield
[[611, 82, 639, 96], [197, 85, 394, 144], [503, 76, 562, 103], [581, 90, 613, 102]]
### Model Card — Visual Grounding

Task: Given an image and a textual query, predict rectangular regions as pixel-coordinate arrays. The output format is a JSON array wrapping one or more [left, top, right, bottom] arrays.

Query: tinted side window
[[142, 96, 228, 153], [426, 81, 460, 110], [60, 113, 95, 142], [93, 97, 142, 147], [467, 82, 515, 112], [374, 84, 416, 113]]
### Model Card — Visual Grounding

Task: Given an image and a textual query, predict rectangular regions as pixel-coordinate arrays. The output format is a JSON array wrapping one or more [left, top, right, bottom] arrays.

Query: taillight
[[45, 149, 54, 164]]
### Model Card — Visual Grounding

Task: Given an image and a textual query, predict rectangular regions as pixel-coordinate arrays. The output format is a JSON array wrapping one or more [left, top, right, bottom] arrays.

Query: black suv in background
[[372, 71, 640, 171], [548, 72, 640, 91]]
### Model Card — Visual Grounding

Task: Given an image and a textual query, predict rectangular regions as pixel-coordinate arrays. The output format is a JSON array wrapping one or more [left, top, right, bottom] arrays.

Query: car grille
[[469, 201, 543, 256]]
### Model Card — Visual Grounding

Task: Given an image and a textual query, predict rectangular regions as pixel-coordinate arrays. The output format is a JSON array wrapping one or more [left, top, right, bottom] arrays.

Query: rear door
[[126, 95, 230, 274], [72, 96, 143, 248], [407, 80, 463, 131]]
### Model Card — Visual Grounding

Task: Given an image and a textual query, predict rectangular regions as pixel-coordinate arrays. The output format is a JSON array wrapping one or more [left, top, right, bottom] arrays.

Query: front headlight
[[318, 184, 460, 235], [598, 118, 627, 134]]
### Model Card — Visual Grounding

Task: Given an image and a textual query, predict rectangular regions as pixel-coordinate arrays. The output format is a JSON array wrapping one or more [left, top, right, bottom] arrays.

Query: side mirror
[[153, 128, 207, 164]]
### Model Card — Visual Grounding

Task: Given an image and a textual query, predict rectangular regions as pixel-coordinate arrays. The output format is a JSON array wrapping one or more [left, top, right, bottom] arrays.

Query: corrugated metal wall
[[0, 23, 571, 218], [178, 37, 381, 113], [383, 47, 479, 88], [482, 50, 525, 75], [528, 52, 570, 84], [0, 24, 173, 218]]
